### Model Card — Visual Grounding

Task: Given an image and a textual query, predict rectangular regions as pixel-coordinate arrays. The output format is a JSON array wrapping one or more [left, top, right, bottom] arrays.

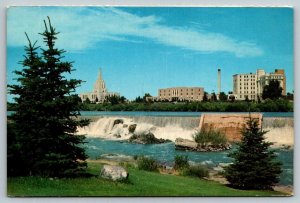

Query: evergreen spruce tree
[[8, 17, 89, 177], [224, 116, 282, 190]]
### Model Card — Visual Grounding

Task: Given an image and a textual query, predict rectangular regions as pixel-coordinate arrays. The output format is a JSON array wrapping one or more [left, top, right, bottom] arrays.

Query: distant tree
[[120, 96, 127, 103], [8, 17, 89, 177], [106, 95, 121, 105], [171, 97, 179, 102], [143, 93, 152, 102], [224, 116, 282, 190], [286, 92, 294, 100], [210, 92, 217, 102], [94, 97, 98, 103], [134, 96, 143, 103], [202, 92, 208, 102], [228, 91, 233, 94], [262, 80, 283, 100], [219, 92, 227, 102], [84, 97, 91, 104], [229, 95, 235, 102], [244, 95, 250, 102], [257, 95, 261, 103]]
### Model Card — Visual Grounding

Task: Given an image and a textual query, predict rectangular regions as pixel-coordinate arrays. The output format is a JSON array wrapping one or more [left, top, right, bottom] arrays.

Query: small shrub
[[174, 155, 189, 170], [137, 156, 159, 172], [133, 155, 139, 160], [181, 165, 209, 178], [193, 128, 227, 145], [119, 162, 134, 169]]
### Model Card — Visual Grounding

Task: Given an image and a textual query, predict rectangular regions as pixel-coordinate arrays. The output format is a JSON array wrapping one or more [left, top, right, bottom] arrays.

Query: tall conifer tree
[[224, 116, 282, 190], [8, 17, 89, 177]]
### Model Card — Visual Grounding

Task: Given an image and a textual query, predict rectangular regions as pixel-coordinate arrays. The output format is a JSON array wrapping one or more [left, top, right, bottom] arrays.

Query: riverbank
[[77, 100, 293, 112], [7, 160, 287, 197]]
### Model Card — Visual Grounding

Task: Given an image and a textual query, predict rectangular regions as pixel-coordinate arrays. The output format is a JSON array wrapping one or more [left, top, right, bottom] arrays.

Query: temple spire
[[94, 68, 106, 93], [98, 68, 102, 80]]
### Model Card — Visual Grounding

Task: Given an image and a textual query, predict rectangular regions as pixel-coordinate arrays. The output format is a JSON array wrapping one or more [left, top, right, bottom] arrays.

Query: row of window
[[264, 76, 283, 79], [240, 83, 256, 86], [238, 75, 256, 78], [160, 89, 201, 92], [239, 95, 256, 99], [159, 96, 201, 99], [240, 86, 256, 89], [240, 79, 256, 82], [160, 92, 200, 96], [239, 91, 256, 94]]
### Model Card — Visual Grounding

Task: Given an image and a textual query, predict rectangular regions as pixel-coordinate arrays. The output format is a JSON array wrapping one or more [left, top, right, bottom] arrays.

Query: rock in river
[[129, 132, 171, 144], [175, 138, 231, 152]]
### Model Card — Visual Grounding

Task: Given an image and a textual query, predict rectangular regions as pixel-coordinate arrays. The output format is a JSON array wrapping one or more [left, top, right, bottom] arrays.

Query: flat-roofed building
[[148, 87, 204, 102], [233, 72, 257, 101], [232, 69, 286, 101], [257, 69, 286, 96]]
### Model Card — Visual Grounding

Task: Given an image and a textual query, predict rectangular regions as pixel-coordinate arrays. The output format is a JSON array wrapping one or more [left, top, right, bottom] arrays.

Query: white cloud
[[7, 7, 263, 57]]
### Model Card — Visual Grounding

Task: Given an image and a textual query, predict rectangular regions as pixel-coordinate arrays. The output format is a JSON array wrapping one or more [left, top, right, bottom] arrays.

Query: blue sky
[[7, 7, 294, 101]]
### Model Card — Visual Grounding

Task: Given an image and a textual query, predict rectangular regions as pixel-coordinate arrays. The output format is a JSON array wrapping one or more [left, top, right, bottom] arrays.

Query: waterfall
[[76, 116, 294, 146], [76, 116, 198, 141]]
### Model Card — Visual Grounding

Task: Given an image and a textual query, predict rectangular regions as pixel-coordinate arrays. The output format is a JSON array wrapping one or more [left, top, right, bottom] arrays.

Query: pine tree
[[8, 17, 89, 177], [224, 116, 282, 190]]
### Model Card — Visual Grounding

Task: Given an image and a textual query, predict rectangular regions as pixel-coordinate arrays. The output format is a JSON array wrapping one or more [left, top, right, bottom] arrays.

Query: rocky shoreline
[[175, 138, 231, 152]]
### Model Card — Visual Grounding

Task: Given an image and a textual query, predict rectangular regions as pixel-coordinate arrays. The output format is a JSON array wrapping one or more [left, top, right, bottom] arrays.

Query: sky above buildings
[[7, 7, 294, 100]]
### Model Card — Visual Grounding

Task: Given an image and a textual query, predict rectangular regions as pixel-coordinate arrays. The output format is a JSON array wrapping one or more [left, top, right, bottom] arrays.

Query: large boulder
[[175, 138, 231, 152], [100, 165, 128, 181], [175, 138, 198, 150], [129, 132, 171, 144], [113, 119, 124, 127], [128, 124, 137, 133]]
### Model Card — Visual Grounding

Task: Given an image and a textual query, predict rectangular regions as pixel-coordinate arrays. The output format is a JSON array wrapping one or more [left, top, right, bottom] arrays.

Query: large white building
[[232, 69, 286, 101], [79, 70, 120, 103]]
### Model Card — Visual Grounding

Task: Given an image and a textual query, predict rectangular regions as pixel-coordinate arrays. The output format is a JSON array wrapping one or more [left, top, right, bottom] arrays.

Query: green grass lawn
[[7, 161, 285, 197]]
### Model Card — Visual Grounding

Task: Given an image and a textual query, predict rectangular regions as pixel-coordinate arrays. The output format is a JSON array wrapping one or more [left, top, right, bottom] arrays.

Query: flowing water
[[77, 112, 293, 186], [84, 138, 293, 185]]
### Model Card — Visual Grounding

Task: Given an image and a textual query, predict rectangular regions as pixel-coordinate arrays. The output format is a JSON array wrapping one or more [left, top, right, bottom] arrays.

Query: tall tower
[[218, 68, 221, 95], [93, 68, 106, 94]]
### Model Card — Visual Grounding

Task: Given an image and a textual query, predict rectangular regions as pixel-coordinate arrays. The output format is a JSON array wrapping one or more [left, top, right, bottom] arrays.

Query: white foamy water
[[264, 126, 294, 147], [76, 117, 196, 141], [77, 116, 294, 146]]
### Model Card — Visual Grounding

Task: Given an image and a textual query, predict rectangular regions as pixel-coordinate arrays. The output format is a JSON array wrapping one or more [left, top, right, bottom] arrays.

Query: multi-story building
[[80, 69, 120, 103], [147, 87, 205, 102], [232, 69, 286, 101], [257, 69, 286, 96], [233, 72, 257, 100]]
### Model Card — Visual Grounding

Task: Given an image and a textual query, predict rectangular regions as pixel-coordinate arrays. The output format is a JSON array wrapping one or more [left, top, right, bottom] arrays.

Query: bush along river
[[77, 112, 294, 186]]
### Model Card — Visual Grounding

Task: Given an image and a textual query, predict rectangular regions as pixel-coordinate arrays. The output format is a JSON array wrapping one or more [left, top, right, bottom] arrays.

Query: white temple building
[[79, 69, 120, 103]]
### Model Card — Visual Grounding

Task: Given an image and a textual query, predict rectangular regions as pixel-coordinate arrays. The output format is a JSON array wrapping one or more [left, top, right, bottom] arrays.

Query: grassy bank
[[8, 161, 285, 197]]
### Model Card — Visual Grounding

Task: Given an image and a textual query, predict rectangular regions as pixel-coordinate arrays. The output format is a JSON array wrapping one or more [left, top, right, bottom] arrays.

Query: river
[[84, 138, 293, 186], [78, 111, 293, 186], [7, 110, 294, 185]]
